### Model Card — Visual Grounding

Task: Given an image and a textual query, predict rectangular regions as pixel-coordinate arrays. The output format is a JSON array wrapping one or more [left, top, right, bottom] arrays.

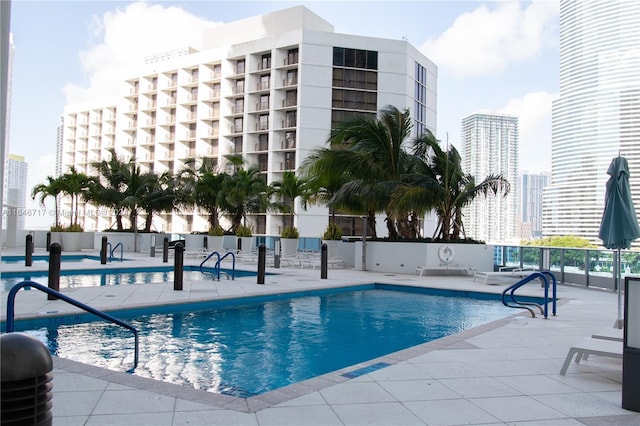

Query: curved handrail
[[215, 252, 236, 280], [199, 251, 221, 274], [540, 271, 557, 318], [110, 242, 124, 262], [501, 272, 549, 318], [5, 280, 139, 370]]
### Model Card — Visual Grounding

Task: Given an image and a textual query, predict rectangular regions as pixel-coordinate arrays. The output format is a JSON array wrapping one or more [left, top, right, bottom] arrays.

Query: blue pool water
[[1, 255, 109, 265], [9, 284, 519, 397], [1, 266, 254, 291]]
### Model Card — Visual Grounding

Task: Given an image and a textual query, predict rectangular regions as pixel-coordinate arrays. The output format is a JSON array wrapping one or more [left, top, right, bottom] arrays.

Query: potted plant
[[280, 226, 300, 257], [62, 223, 84, 252], [235, 224, 253, 253], [322, 222, 343, 255], [208, 225, 225, 251]]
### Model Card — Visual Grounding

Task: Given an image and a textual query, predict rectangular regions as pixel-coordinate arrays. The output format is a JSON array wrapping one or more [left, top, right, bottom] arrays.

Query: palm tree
[[119, 163, 157, 231], [89, 149, 129, 231], [139, 171, 178, 232], [31, 175, 64, 229], [177, 157, 227, 231], [394, 134, 511, 241], [270, 170, 311, 229], [58, 166, 93, 228], [303, 105, 421, 239], [219, 165, 271, 232]]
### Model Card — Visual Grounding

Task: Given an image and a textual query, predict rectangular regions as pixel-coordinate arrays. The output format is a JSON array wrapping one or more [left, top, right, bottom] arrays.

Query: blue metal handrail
[[199, 251, 236, 280], [110, 242, 123, 262], [501, 271, 557, 318], [5, 280, 139, 370]]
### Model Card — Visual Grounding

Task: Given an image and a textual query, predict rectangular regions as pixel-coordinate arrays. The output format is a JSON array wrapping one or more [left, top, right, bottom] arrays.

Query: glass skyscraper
[[543, 0, 640, 245]]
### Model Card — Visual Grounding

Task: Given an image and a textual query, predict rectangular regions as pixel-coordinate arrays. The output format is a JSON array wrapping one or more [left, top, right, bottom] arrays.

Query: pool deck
[[2, 248, 640, 425]]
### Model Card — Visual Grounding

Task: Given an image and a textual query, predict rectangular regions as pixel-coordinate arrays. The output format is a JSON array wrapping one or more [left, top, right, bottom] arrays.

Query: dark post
[[162, 237, 169, 263], [174, 242, 184, 291], [25, 234, 33, 267], [48, 242, 62, 300], [321, 243, 328, 279], [100, 236, 108, 264], [46, 231, 51, 252], [257, 244, 266, 284], [150, 235, 156, 258], [237, 237, 242, 252], [203, 236, 208, 250]]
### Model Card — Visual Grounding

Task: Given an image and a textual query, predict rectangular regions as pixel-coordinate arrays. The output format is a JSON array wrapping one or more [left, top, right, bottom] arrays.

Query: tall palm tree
[[303, 105, 421, 238], [219, 165, 271, 232], [31, 175, 64, 229], [89, 149, 129, 231], [270, 170, 311, 229], [58, 166, 93, 228], [139, 171, 178, 232], [177, 157, 227, 230], [394, 134, 511, 241]]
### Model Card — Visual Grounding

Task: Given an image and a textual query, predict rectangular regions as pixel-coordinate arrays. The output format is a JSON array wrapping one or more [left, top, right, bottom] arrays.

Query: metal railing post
[[174, 242, 184, 291], [163, 237, 169, 263], [257, 244, 266, 284], [48, 242, 62, 300], [46, 231, 51, 252], [25, 234, 33, 266], [100, 236, 108, 264]]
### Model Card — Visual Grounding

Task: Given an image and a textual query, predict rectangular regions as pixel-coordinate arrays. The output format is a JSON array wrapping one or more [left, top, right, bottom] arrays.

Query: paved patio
[[2, 248, 640, 425]]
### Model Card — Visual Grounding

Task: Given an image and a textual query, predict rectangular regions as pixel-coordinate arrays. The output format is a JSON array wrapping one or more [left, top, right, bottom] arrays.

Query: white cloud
[[63, 1, 218, 104], [421, 0, 559, 78], [498, 91, 558, 173]]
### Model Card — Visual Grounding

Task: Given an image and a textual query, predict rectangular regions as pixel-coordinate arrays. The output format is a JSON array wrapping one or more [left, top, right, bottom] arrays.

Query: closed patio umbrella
[[598, 156, 640, 328]]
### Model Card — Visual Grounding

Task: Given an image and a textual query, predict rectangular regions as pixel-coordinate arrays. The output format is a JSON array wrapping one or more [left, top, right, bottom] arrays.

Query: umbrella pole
[[615, 248, 624, 329]]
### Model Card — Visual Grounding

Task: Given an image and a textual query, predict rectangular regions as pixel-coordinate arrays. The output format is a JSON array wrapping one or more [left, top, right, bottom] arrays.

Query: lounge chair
[[592, 328, 623, 342], [471, 267, 537, 285], [416, 262, 473, 276], [559, 337, 622, 375]]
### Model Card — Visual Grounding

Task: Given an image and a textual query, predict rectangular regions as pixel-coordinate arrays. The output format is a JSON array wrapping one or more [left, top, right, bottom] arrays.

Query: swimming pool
[[8, 284, 521, 397], [1, 254, 112, 265], [1, 265, 254, 291]]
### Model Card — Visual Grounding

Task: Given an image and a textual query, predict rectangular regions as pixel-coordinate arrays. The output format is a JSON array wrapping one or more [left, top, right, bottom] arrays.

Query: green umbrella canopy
[[598, 156, 640, 249]]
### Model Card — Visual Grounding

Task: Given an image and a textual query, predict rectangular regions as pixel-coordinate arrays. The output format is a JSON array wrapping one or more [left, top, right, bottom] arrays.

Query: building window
[[236, 59, 245, 75], [332, 47, 378, 70]]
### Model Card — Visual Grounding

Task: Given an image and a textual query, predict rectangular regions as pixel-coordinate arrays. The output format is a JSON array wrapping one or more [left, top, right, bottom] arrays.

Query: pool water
[[12, 285, 517, 397], [0, 266, 252, 292], [1, 255, 107, 265]]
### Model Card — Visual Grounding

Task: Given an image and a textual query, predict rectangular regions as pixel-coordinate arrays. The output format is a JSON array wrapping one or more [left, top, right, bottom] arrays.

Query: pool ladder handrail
[[199, 251, 236, 280], [501, 271, 557, 318], [5, 280, 139, 370], [108, 242, 124, 262]]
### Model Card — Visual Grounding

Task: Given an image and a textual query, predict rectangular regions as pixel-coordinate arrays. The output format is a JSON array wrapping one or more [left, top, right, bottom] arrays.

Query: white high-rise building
[[461, 113, 519, 244], [521, 172, 549, 240], [3, 154, 28, 231], [543, 0, 640, 245], [61, 6, 437, 236]]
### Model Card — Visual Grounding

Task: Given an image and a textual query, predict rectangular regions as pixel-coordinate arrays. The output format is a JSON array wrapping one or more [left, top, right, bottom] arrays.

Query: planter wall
[[281, 238, 299, 257], [353, 241, 494, 274], [238, 236, 254, 253]]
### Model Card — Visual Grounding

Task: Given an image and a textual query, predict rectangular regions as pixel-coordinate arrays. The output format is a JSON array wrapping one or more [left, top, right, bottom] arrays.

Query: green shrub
[[208, 225, 225, 236], [65, 223, 83, 232], [235, 225, 252, 237], [281, 226, 299, 239], [50, 225, 65, 232], [322, 222, 343, 240]]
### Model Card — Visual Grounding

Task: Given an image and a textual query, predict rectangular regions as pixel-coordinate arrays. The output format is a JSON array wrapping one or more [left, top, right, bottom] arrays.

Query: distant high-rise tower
[[521, 172, 549, 240], [55, 115, 64, 177], [3, 154, 28, 230], [462, 113, 519, 244], [543, 0, 640, 245]]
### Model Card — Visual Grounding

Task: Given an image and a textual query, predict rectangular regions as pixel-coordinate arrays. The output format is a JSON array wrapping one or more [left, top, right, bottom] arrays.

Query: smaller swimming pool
[[1, 254, 124, 265], [1, 265, 256, 291]]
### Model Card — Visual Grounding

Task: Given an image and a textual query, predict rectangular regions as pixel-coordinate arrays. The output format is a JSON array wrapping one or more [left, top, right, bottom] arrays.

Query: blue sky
[[8, 0, 559, 229]]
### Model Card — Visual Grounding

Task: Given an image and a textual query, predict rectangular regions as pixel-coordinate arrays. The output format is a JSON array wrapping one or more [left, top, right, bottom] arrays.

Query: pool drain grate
[[341, 362, 391, 379]]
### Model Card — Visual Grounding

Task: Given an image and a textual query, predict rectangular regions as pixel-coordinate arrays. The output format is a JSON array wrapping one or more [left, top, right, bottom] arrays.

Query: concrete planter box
[[237, 236, 254, 253], [61, 233, 83, 252], [207, 236, 224, 251], [352, 241, 494, 274], [281, 238, 299, 257]]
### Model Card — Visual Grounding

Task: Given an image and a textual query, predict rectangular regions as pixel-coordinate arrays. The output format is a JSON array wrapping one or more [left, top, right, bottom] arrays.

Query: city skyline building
[[543, 0, 640, 246], [2, 154, 28, 231], [521, 172, 549, 240], [461, 112, 519, 244], [61, 6, 437, 237]]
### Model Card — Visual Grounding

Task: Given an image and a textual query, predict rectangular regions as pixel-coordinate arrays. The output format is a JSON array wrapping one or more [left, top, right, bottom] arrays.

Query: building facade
[[543, 0, 640, 245], [3, 154, 28, 230], [61, 6, 437, 237], [461, 113, 519, 244], [521, 172, 549, 240]]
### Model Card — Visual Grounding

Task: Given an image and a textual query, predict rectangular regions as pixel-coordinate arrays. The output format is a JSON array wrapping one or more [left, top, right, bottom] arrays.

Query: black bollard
[[162, 237, 169, 263], [46, 231, 51, 252], [25, 235, 33, 267], [237, 237, 242, 253], [100, 236, 108, 264], [203, 236, 208, 250], [174, 242, 184, 291], [321, 243, 328, 279], [274, 239, 281, 268], [48, 242, 62, 300], [257, 244, 266, 284]]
